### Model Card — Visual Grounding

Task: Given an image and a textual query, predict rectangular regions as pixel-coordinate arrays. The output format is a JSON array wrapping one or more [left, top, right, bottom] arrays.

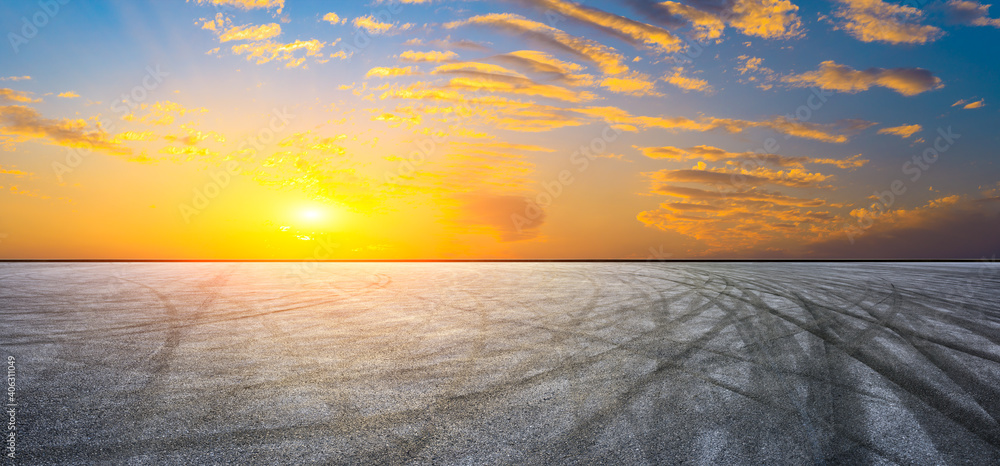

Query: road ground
[[2, 262, 999, 464]]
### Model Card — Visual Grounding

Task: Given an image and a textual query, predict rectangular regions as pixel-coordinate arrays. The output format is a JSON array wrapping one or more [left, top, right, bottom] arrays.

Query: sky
[[1, 0, 998, 259]]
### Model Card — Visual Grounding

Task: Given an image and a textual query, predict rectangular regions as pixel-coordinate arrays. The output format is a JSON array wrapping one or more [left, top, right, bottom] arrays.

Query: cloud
[[445, 14, 629, 75], [123, 100, 208, 126], [398, 50, 458, 62], [0, 88, 40, 104], [805, 194, 1000, 258], [633, 0, 803, 40], [944, 0, 1000, 27], [578, 106, 865, 142], [0, 76, 31, 82], [648, 167, 832, 189], [57, 91, 80, 99], [193, 0, 283, 12], [218, 23, 281, 42], [322, 12, 345, 24], [877, 124, 922, 138], [0, 105, 130, 154], [406, 37, 490, 52], [663, 67, 711, 93], [782, 60, 943, 96], [492, 50, 594, 87], [599, 71, 660, 96], [366, 66, 418, 78], [964, 98, 986, 109], [635, 144, 868, 168], [455, 194, 546, 241], [638, 182, 837, 251], [727, 0, 804, 38], [516, 0, 683, 52], [231, 39, 326, 67], [444, 75, 596, 103], [353, 15, 412, 34], [832, 0, 943, 44]]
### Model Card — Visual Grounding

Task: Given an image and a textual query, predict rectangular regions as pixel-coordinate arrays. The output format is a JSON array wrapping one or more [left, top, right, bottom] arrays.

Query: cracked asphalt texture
[[2, 262, 1000, 464]]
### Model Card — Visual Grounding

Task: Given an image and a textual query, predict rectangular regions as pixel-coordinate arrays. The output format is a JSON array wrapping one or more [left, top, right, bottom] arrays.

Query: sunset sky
[[1, 0, 998, 259]]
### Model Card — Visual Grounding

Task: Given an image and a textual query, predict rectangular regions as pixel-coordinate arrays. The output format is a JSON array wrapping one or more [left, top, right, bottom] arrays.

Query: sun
[[301, 208, 324, 222]]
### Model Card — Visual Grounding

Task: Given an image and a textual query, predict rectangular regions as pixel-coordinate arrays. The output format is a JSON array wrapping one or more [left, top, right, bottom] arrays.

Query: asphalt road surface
[[2, 262, 1000, 464]]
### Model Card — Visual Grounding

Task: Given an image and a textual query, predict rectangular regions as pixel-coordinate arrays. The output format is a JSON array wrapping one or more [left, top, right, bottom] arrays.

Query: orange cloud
[[578, 106, 865, 143], [0, 105, 130, 154], [944, 0, 1000, 27], [964, 98, 986, 109], [492, 50, 594, 87], [444, 14, 628, 75], [832, 0, 943, 44], [877, 124, 922, 138], [519, 0, 683, 52], [57, 91, 80, 99], [782, 61, 943, 96], [656, 0, 802, 40], [194, 0, 283, 12], [0, 88, 40, 104], [635, 144, 868, 168]]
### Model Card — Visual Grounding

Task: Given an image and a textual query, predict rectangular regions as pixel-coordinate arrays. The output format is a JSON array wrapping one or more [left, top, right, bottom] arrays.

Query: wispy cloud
[[782, 61, 943, 96]]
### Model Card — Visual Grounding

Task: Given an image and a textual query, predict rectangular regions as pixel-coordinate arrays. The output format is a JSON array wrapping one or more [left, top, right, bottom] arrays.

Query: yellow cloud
[[660, 0, 801, 40], [0, 76, 31, 81], [322, 12, 345, 24], [663, 67, 711, 93], [353, 15, 411, 34], [114, 131, 156, 142], [231, 39, 326, 67], [600, 71, 660, 96], [782, 60, 943, 96], [127, 100, 208, 126], [398, 50, 458, 63], [219, 23, 281, 42], [877, 124, 922, 138], [445, 76, 595, 103], [1, 88, 40, 104], [728, 0, 803, 39], [57, 91, 80, 99], [832, 0, 943, 44], [366, 66, 417, 78]]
